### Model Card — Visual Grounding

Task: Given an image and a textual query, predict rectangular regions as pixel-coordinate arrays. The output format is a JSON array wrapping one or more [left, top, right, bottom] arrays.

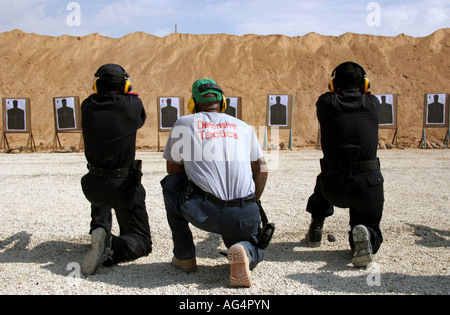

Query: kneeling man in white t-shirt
[[161, 78, 268, 288]]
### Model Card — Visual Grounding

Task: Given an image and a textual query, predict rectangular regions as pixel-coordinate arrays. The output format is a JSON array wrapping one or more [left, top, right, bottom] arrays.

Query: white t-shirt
[[163, 112, 263, 200]]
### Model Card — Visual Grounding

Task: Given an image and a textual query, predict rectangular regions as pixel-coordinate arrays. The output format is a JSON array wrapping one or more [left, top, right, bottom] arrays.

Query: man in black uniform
[[80, 64, 152, 275], [305, 61, 384, 267]]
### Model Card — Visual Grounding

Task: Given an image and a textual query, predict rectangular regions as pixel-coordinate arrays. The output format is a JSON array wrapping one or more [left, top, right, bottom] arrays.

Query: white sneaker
[[351, 225, 373, 268], [81, 228, 112, 275]]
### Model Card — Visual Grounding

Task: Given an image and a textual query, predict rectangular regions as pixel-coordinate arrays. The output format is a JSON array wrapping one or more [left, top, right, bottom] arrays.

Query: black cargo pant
[[306, 160, 384, 253], [81, 170, 152, 264]]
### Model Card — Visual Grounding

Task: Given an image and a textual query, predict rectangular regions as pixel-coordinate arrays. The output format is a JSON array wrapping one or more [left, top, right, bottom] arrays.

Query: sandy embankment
[[0, 29, 449, 152]]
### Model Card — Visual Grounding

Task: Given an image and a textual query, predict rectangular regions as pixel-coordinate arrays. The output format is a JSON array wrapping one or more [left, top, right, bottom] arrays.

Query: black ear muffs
[[93, 64, 133, 94], [329, 62, 371, 93]]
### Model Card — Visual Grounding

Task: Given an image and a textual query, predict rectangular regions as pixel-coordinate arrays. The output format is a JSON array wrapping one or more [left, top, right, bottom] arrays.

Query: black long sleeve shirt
[[81, 91, 146, 169], [317, 89, 380, 163]]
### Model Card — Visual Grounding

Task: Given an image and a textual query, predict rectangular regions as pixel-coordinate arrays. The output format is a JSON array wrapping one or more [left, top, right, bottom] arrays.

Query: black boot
[[306, 218, 324, 248]]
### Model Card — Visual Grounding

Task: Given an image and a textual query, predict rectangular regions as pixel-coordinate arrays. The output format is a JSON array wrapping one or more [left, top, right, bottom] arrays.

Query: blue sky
[[0, 0, 448, 38]]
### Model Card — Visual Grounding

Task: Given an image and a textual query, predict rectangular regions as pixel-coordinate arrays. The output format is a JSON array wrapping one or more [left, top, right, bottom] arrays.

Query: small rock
[[327, 234, 336, 242]]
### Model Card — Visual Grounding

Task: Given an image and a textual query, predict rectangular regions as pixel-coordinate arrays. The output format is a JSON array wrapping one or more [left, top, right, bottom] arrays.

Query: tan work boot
[[228, 244, 251, 288], [171, 257, 198, 272]]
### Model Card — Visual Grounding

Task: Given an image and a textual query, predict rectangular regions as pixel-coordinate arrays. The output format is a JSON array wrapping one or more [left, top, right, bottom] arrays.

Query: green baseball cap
[[191, 78, 224, 103]]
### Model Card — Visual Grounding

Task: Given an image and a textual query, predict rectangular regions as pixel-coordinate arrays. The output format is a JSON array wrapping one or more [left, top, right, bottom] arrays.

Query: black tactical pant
[[306, 166, 384, 254], [81, 173, 152, 264]]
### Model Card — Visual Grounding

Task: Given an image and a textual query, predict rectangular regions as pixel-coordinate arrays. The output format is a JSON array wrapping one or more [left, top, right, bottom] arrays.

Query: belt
[[87, 164, 130, 178], [195, 187, 257, 207], [320, 158, 380, 175]]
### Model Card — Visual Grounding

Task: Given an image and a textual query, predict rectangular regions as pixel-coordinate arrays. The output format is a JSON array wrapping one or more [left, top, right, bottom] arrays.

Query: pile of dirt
[[0, 29, 449, 150]]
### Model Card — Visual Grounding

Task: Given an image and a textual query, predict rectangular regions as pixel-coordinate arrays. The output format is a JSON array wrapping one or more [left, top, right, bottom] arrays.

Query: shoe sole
[[352, 225, 373, 268], [228, 244, 251, 288], [81, 228, 108, 275]]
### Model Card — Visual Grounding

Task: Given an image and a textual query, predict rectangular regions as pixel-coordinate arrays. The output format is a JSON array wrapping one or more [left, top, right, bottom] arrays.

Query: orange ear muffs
[[329, 62, 371, 93], [328, 79, 336, 93], [93, 80, 99, 94], [92, 77, 132, 94], [92, 64, 133, 94], [362, 77, 371, 93], [122, 78, 132, 94], [329, 65, 339, 92]]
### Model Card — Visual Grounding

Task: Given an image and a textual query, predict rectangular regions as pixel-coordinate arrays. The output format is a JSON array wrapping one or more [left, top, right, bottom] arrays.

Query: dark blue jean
[[161, 174, 264, 269]]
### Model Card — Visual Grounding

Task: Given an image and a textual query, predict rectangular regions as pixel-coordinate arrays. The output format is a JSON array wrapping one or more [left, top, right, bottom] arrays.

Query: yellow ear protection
[[92, 77, 99, 94], [122, 74, 132, 94], [188, 81, 227, 114], [188, 95, 227, 114], [187, 97, 197, 114], [329, 61, 371, 93], [93, 64, 133, 94]]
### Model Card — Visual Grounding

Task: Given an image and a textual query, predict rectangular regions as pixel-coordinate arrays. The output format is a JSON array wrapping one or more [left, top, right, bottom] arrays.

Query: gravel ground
[[0, 149, 448, 295]]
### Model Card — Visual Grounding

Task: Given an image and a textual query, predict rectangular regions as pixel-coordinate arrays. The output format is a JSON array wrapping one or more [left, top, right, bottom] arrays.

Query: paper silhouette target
[[375, 94, 397, 128], [3, 98, 31, 133], [424, 94, 448, 127], [53, 97, 81, 131], [158, 97, 184, 131], [224, 97, 242, 119], [266, 94, 293, 129]]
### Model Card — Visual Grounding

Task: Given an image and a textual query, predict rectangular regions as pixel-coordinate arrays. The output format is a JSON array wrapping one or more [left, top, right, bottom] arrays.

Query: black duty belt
[[87, 164, 130, 179], [195, 187, 257, 207], [320, 158, 380, 175]]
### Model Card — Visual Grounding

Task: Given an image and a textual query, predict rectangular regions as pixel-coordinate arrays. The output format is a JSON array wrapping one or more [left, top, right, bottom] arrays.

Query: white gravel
[[0, 149, 449, 295]]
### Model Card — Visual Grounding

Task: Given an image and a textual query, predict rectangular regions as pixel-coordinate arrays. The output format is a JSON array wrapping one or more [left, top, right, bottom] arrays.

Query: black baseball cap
[[95, 64, 129, 82]]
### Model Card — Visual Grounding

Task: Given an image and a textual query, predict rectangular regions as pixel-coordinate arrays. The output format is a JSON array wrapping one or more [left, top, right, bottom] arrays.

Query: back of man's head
[[94, 64, 127, 94], [334, 62, 364, 91]]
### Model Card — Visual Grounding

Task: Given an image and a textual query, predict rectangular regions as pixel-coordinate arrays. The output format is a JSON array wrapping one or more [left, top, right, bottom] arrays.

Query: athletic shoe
[[81, 227, 112, 275], [171, 257, 198, 272], [305, 218, 324, 248], [351, 225, 374, 267], [228, 244, 251, 288]]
